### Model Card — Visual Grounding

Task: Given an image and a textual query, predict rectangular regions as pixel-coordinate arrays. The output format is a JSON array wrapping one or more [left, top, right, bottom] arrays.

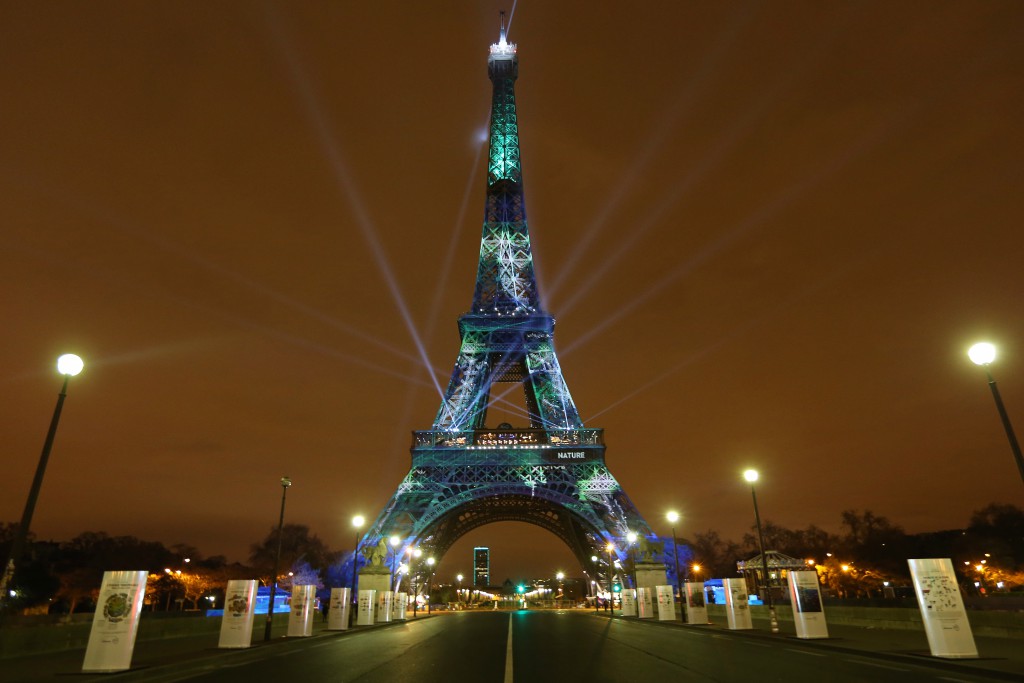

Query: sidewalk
[[0, 614, 431, 682], [599, 610, 1024, 681]]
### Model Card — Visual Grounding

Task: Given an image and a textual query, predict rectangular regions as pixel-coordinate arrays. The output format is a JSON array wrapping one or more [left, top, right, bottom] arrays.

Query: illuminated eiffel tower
[[363, 20, 661, 583]]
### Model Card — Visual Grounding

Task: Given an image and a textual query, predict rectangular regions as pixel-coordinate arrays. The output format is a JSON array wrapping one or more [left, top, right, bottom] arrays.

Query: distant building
[[474, 547, 490, 586]]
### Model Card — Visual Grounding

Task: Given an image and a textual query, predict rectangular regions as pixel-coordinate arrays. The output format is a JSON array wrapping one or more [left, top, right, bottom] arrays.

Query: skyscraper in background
[[474, 547, 490, 586]]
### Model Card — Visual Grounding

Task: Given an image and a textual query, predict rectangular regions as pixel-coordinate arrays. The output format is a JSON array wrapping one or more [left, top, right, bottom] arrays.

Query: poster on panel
[[357, 589, 377, 626], [82, 570, 148, 672], [723, 578, 752, 630], [637, 587, 654, 618], [908, 558, 978, 658], [788, 570, 828, 639], [684, 582, 708, 624], [620, 588, 636, 616], [393, 591, 408, 620], [655, 585, 675, 621], [218, 579, 257, 648], [327, 587, 351, 630], [377, 591, 394, 623], [287, 584, 316, 637]]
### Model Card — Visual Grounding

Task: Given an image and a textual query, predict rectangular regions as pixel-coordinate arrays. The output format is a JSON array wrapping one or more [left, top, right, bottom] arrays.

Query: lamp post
[[605, 542, 616, 616], [411, 548, 422, 616], [263, 476, 292, 641], [743, 469, 779, 634], [667, 511, 682, 620], [0, 354, 84, 611], [626, 531, 638, 595], [556, 571, 565, 606], [389, 535, 401, 589], [425, 557, 435, 614], [349, 515, 365, 623], [456, 573, 463, 605], [591, 555, 600, 612], [968, 342, 1024, 486]]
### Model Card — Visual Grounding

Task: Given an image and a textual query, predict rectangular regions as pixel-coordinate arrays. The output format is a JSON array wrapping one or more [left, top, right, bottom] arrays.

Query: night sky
[[3, 1, 1022, 584]]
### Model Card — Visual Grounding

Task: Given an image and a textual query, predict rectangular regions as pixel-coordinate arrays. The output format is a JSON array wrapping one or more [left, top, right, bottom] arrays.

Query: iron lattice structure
[[365, 27, 655, 576]]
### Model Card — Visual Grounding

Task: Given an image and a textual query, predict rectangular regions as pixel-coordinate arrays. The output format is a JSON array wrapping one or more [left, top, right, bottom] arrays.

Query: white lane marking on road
[[844, 659, 908, 671], [504, 613, 514, 683], [785, 648, 826, 657]]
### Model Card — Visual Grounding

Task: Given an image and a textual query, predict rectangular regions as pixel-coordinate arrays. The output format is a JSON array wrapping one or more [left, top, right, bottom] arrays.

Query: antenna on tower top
[[499, 10, 507, 44]]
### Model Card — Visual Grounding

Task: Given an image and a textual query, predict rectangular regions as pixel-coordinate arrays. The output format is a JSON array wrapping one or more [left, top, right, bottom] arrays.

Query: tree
[[685, 530, 742, 579], [54, 532, 178, 613], [249, 524, 334, 585]]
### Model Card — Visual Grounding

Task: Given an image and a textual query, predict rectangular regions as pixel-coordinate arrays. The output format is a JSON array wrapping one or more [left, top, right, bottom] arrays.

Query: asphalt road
[[107, 610, 1002, 683]]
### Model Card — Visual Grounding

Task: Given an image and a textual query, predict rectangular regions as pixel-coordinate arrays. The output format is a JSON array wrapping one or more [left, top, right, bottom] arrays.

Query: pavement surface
[[0, 610, 1019, 679]]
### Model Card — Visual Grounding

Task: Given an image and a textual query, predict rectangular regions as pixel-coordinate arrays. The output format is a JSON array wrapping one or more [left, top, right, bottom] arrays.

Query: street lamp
[[456, 573, 463, 604], [389, 535, 401, 588], [666, 511, 682, 620], [425, 557, 435, 614], [605, 542, 616, 616], [263, 476, 292, 641], [743, 469, 779, 633], [968, 342, 1024, 486], [411, 548, 422, 617], [626, 531, 639, 596], [0, 354, 84, 611], [349, 515, 365, 622]]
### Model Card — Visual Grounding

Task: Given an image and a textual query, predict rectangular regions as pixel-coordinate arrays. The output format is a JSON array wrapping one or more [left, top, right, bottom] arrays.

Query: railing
[[412, 428, 604, 449]]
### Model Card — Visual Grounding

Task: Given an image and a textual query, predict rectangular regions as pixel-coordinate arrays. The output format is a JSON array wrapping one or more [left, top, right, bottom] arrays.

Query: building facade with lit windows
[[474, 547, 490, 586]]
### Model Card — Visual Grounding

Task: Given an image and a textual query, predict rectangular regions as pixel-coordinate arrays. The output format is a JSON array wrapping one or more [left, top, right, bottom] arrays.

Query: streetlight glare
[[666, 511, 679, 523], [626, 531, 637, 543], [743, 469, 759, 483], [426, 557, 435, 566], [352, 515, 365, 528], [389, 534, 401, 547], [968, 342, 997, 366], [56, 353, 84, 376]]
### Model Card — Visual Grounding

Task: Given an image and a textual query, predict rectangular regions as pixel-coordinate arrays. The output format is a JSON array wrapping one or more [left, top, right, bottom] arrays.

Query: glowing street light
[[349, 515, 365, 622], [968, 342, 1024, 486], [1, 354, 84, 611], [263, 476, 292, 641], [743, 469, 779, 634], [426, 557, 436, 614], [666, 511, 683, 620]]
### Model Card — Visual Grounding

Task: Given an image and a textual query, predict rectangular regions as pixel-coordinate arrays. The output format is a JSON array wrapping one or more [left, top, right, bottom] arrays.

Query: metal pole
[[984, 367, 1024, 486], [750, 484, 779, 633], [350, 531, 361, 623], [0, 375, 70, 613], [607, 546, 615, 617], [671, 526, 682, 621], [263, 476, 290, 641]]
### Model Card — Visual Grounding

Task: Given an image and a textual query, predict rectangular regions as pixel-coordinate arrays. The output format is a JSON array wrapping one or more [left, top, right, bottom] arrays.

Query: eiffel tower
[[363, 20, 660, 582]]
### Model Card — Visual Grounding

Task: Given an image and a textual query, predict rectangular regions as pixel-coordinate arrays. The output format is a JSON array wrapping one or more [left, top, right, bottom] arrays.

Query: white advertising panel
[[287, 585, 316, 637], [908, 558, 978, 659], [377, 591, 394, 623], [637, 587, 654, 619], [393, 592, 408, 621], [620, 588, 636, 616], [357, 589, 377, 626], [328, 587, 351, 630], [723, 578, 752, 630], [684, 582, 708, 624], [218, 579, 257, 648], [655, 585, 675, 621], [82, 570, 148, 672], [788, 570, 828, 639]]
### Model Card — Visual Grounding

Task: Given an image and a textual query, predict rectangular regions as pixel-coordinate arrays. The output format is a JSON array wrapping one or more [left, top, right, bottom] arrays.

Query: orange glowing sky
[[2, 1, 1022, 583]]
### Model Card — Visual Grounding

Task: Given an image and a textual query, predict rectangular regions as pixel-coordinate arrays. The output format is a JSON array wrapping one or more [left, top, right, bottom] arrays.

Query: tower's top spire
[[489, 10, 516, 62]]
